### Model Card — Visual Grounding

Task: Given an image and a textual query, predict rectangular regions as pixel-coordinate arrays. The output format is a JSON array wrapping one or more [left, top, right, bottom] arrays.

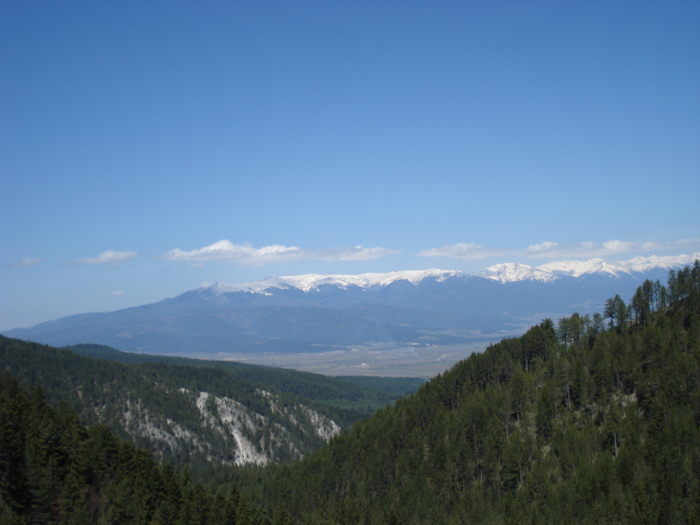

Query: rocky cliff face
[[117, 387, 340, 466]]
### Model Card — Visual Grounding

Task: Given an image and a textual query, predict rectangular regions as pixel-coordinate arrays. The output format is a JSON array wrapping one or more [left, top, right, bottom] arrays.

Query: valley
[[214, 341, 499, 377]]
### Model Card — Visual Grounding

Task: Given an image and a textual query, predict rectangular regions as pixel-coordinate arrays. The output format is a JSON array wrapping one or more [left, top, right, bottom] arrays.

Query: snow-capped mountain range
[[202, 253, 700, 292], [202, 268, 463, 295], [536, 253, 700, 278], [4, 254, 698, 360]]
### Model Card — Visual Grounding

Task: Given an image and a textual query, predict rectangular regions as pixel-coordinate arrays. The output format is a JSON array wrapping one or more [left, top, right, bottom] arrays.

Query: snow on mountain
[[201, 278, 293, 296], [536, 258, 630, 278], [200, 254, 699, 294], [622, 253, 700, 273], [201, 269, 463, 295], [6, 253, 699, 359], [474, 263, 558, 283], [536, 253, 700, 279]]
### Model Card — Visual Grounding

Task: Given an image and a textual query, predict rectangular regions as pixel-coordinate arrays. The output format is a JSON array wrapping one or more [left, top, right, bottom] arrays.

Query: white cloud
[[523, 238, 700, 259], [417, 238, 700, 261], [416, 243, 513, 260], [640, 238, 700, 251], [314, 246, 399, 261], [74, 250, 138, 266], [111, 290, 125, 296], [7, 257, 43, 268], [162, 241, 304, 265], [161, 240, 397, 265]]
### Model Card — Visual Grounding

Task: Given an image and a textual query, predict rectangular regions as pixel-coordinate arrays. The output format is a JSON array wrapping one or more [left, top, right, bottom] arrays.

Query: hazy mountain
[[3, 254, 697, 358]]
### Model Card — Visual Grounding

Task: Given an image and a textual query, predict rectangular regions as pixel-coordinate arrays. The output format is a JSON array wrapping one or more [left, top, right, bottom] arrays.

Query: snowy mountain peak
[[536, 258, 630, 278], [478, 253, 699, 283], [624, 253, 700, 273], [199, 254, 699, 294], [283, 269, 464, 292], [535, 253, 700, 279], [200, 269, 464, 295], [475, 263, 558, 283]]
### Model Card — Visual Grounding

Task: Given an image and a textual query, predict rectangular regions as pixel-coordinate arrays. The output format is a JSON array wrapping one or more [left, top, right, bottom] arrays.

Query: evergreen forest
[[254, 262, 700, 523], [0, 372, 269, 524], [1, 261, 699, 524]]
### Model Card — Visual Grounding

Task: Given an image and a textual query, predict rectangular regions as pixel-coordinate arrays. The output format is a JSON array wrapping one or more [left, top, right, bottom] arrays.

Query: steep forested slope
[[0, 338, 345, 472], [256, 262, 700, 524], [0, 373, 269, 524]]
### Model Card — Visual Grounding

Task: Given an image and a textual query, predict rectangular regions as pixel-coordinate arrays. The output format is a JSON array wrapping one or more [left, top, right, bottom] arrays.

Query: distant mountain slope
[[3, 255, 696, 358]]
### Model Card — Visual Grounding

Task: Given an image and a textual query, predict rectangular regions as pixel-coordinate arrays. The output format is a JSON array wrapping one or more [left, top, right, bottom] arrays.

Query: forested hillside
[[253, 262, 700, 524], [0, 339, 347, 473], [0, 373, 270, 524]]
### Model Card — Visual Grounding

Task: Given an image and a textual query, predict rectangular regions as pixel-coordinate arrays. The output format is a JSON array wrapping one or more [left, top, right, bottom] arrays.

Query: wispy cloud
[[416, 243, 513, 260], [417, 238, 700, 260], [74, 250, 138, 266], [314, 246, 399, 261], [523, 239, 700, 259], [7, 257, 43, 268], [640, 239, 700, 251], [111, 290, 125, 296], [161, 240, 397, 266], [162, 241, 303, 265]]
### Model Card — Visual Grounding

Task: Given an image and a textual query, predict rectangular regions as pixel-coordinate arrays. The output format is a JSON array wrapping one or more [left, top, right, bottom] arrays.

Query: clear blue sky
[[2, 1, 699, 330]]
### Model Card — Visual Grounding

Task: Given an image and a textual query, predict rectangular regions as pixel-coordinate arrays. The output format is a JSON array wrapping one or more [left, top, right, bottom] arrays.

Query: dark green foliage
[[0, 373, 264, 524], [253, 262, 700, 523], [333, 376, 425, 399]]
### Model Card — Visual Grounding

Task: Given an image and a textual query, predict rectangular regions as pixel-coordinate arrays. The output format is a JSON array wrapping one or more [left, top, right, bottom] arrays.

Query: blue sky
[[2, 1, 699, 330]]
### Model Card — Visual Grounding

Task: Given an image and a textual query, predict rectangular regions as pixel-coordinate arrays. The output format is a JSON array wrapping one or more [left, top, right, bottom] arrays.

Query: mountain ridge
[[2, 254, 697, 367], [200, 268, 464, 295], [200, 253, 700, 293]]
